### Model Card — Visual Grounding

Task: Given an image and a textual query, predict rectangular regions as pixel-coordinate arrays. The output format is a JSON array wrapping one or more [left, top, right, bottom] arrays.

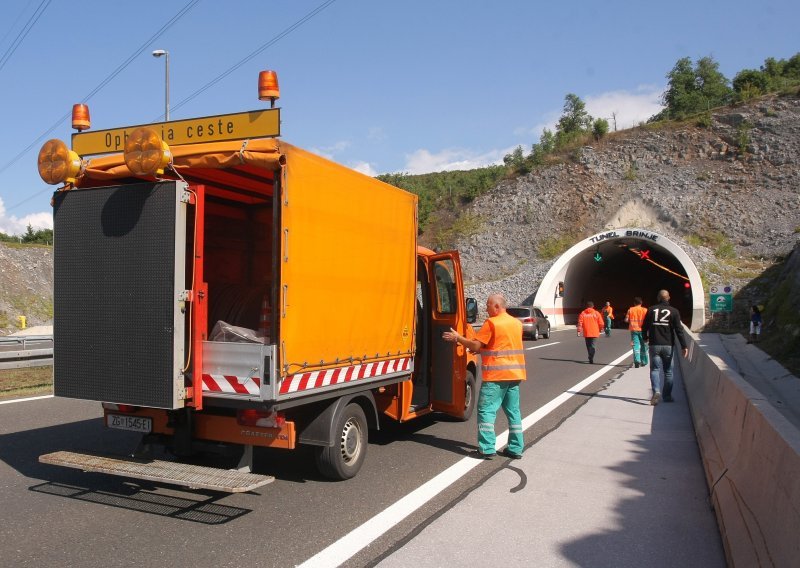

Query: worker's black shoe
[[500, 448, 522, 460], [470, 450, 495, 460], [634, 362, 640, 368]]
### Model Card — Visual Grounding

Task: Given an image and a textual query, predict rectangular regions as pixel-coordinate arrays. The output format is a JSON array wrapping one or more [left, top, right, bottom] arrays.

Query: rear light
[[522, 317, 534, 323], [237, 409, 285, 428], [102, 402, 138, 413]]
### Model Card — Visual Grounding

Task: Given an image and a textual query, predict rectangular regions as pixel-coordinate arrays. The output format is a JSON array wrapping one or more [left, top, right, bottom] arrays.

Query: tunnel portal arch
[[533, 228, 704, 330]]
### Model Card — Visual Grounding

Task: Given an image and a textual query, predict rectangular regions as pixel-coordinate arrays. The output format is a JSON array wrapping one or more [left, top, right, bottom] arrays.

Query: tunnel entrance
[[533, 228, 704, 330]]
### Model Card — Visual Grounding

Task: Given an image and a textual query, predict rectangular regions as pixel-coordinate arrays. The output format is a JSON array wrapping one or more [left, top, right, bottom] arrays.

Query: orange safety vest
[[578, 308, 604, 338], [626, 305, 647, 331], [475, 312, 526, 382], [602, 305, 614, 319]]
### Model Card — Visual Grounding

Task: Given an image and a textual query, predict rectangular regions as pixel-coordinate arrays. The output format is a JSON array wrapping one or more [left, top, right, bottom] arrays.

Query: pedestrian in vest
[[625, 297, 649, 368], [641, 290, 689, 405], [577, 301, 605, 364], [443, 293, 526, 460], [601, 301, 614, 337]]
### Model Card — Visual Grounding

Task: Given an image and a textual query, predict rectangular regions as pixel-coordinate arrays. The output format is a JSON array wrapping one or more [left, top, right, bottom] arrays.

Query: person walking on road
[[601, 301, 614, 337], [642, 290, 689, 405], [442, 293, 526, 460], [577, 301, 605, 364], [625, 297, 649, 368], [748, 305, 762, 343]]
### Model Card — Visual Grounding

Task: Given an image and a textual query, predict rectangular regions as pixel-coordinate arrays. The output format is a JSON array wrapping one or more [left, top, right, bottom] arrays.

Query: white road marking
[[0, 394, 53, 405], [297, 350, 632, 568], [526, 341, 560, 350]]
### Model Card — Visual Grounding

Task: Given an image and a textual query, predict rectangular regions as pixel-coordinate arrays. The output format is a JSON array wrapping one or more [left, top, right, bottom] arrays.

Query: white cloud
[[584, 85, 665, 130], [401, 147, 512, 175], [310, 140, 351, 160], [350, 161, 378, 176], [515, 85, 666, 141], [0, 197, 53, 236]]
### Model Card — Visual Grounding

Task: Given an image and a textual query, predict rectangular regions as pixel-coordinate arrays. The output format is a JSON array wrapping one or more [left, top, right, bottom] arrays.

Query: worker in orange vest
[[625, 296, 649, 368], [443, 293, 526, 460], [601, 301, 614, 337], [577, 300, 605, 364]]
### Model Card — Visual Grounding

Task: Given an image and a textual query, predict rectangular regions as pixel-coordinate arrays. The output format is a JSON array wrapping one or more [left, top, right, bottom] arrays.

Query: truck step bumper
[[39, 451, 274, 493]]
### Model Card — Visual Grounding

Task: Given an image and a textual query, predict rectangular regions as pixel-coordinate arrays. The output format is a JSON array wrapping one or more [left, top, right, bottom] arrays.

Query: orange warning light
[[38, 139, 82, 185], [71, 104, 91, 131], [124, 127, 171, 176], [258, 70, 280, 106]]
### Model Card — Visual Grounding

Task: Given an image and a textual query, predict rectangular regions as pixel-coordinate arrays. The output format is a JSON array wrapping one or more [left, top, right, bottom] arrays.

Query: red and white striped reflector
[[202, 374, 261, 395], [279, 357, 411, 395]]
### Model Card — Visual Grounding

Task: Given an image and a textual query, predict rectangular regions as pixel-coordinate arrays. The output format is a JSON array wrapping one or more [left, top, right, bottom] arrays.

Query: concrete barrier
[[680, 333, 800, 567]]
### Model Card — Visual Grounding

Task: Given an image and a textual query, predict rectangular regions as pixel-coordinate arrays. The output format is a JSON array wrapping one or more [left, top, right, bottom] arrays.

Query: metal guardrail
[[0, 335, 53, 370]]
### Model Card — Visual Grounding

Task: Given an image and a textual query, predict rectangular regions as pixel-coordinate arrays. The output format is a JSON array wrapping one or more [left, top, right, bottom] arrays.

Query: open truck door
[[426, 251, 476, 420]]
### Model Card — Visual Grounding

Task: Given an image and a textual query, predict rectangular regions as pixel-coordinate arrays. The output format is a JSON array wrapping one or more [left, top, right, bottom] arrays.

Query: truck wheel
[[459, 370, 477, 422], [314, 403, 367, 480], [533, 327, 540, 341]]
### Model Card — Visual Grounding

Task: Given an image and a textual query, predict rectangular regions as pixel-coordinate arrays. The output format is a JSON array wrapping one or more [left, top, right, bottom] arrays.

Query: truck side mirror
[[465, 297, 478, 324]]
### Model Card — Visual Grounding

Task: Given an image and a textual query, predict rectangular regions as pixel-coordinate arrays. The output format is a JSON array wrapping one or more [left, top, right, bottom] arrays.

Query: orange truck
[[37, 88, 478, 492]]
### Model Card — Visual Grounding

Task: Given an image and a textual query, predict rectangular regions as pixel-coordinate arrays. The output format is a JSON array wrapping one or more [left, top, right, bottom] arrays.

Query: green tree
[[592, 118, 610, 140], [653, 56, 732, 121], [732, 69, 768, 98], [557, 93, 593, 135], [530, 128, 555, 165]]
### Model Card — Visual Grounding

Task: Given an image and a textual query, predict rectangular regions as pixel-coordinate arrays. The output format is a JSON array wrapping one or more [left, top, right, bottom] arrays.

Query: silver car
[[507, 306, 551, 340]]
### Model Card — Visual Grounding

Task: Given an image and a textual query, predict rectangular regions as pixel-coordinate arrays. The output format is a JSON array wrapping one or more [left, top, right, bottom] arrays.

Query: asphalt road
[[0, 328, 633, 567]]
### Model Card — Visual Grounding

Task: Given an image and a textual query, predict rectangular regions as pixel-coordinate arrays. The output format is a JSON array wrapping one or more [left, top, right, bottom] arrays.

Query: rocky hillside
[[0, 243, 53, 333], [456, 94, 800, 323], [1, 94, 798, 348]]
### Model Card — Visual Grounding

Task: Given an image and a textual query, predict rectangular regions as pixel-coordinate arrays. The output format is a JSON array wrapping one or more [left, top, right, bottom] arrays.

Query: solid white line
[[526, 341, 560, 350], [296, 350, 632, 568], [0, 394, 53, 405]]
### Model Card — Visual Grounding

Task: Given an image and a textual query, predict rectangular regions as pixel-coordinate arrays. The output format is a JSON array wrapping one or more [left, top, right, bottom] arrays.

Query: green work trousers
[[477, 380, 523, 455], [631, 331, 648, 365]]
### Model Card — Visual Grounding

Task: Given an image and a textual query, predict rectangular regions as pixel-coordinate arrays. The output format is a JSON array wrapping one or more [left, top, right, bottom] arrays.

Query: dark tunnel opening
[[566, 240, 693, 326]]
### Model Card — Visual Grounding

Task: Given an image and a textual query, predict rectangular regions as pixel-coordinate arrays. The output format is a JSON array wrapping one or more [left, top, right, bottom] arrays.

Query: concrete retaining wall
[[680, 334, 800, 567]]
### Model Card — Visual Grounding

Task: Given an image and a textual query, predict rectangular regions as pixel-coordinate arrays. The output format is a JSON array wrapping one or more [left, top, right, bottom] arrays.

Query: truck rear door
[[427, 251, 469, 417], [52, 180, 188, 409]]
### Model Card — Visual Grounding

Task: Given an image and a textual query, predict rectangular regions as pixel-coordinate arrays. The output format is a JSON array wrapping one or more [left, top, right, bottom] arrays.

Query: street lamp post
[[152, 49, 170, 121]]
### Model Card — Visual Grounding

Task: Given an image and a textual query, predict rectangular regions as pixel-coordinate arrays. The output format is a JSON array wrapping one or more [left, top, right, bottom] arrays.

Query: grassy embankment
[[0, 367, 52, 400]]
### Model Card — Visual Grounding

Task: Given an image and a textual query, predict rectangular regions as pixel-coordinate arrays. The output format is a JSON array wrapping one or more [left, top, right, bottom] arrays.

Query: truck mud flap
[[39, 451, 274, 493]]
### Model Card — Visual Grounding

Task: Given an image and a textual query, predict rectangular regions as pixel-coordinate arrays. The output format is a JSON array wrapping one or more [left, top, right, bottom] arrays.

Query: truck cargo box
[[52, 139, 418, 409]]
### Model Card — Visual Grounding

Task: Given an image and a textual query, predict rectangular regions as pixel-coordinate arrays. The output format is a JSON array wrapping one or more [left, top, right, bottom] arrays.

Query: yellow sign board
[[71, 108, 280, 156]]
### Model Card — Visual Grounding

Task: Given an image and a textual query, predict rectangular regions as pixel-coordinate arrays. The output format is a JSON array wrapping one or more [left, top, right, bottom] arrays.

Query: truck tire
[[459, 370, 477, 422], [314, 403, 368, 480]]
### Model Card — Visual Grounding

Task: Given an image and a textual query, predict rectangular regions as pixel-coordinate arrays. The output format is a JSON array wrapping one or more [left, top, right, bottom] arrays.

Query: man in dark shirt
[[642, 289, 689, 405]]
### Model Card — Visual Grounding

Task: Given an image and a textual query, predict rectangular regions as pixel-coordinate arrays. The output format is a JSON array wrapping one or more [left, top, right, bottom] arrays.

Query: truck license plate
[[106, 414, 152, 433]]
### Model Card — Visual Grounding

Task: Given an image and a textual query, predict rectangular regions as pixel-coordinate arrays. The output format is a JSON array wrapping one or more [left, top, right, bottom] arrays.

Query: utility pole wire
[[0, 0, 201, 192], [0, 0, 52, 73], [167, 0, 338, 117]]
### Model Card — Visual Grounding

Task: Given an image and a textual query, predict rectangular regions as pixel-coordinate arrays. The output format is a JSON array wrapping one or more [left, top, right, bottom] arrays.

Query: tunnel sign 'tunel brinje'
[[71, 108, 281, 156], [588, 230, 659, 244]]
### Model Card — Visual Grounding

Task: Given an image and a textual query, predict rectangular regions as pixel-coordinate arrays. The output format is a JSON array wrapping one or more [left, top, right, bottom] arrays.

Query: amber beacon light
[[258, 70, 280, 107], [38, 139, 82, 185], [124, 127, 172, 176], [71, 103, 91, 131]]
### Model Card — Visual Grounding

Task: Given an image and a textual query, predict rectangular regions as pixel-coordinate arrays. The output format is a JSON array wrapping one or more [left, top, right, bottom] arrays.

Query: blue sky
[[0, 0, 797, 235]]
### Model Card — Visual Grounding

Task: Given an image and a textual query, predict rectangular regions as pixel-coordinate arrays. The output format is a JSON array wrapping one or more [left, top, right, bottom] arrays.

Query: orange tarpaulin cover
[[78, 138, 284, 182]]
